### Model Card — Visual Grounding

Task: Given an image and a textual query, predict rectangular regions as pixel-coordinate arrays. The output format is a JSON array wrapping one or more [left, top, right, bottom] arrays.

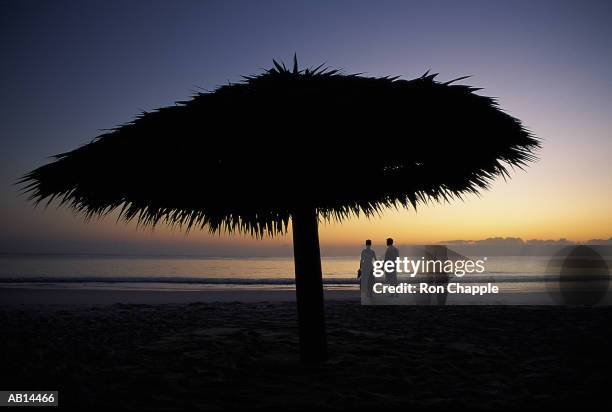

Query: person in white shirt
[[359, 239, 377, 300], [384, 237, 399, 285]]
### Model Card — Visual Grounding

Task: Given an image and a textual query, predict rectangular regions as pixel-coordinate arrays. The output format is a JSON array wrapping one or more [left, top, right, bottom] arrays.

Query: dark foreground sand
[[1, 300, 612, 411], [0, 287, 358, 305]]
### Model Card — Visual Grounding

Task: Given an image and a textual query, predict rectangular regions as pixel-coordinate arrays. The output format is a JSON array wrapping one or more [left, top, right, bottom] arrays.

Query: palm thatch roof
[[20, 58, 540, 237]]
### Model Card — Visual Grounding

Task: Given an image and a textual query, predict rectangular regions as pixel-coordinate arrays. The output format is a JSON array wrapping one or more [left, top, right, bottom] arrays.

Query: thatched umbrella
[[19, 57, 539, 362]]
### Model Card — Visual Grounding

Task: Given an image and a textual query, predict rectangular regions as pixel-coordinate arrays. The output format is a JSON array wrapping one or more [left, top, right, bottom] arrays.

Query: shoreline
[[0, 287, 360, 305], [1, 286, 591, 305]]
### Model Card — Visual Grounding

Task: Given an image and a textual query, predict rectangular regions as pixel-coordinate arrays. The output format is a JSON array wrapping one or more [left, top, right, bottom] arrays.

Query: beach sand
[[1, 290, 612, 410], [0, 287, 358, 305]]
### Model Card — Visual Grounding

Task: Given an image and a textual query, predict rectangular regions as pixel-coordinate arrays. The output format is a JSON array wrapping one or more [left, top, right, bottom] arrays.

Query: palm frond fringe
[[19, 58, 540, 237]]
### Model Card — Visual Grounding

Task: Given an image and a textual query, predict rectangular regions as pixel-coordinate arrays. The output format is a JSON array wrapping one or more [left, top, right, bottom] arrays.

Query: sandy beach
[[2, 290, 612, 410], [0, 287, 358, 305]]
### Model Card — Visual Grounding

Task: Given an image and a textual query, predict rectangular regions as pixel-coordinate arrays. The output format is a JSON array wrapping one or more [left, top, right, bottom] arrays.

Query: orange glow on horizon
[[3, 137, 611, 250]]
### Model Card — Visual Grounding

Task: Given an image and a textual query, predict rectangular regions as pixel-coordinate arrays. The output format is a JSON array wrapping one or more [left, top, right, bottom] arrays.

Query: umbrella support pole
[[292, 207, 328, 363]]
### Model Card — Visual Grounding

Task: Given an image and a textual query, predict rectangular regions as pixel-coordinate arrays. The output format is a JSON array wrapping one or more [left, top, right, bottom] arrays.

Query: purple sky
[[1, 0, 611, 255]]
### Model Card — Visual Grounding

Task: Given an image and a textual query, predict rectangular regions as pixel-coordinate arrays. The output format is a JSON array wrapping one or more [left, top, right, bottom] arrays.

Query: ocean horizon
[[0, 254, 587, 293]]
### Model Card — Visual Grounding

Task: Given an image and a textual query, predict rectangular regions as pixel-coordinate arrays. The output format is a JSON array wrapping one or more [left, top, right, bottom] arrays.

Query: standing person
[[359, 239, 377, 302], [384, 238, 399, 285]]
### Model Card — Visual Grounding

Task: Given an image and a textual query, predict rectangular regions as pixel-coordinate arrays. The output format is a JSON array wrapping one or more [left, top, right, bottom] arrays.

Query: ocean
[[0, 254, 566, 290], [2, 254, 611, 305]]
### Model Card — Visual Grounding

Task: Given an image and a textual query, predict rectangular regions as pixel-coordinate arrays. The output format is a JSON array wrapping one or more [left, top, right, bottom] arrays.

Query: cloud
[[525, 238, 574, 245], [475, 237, 525, 246], [436, 237, 612, 257], [440, 237, 611, 246], [440, 237, 526, 246], [586, 237, 612, 245]]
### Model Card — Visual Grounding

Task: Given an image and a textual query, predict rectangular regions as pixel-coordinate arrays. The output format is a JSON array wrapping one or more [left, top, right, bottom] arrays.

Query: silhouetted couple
[[360, 238, 399, 301]]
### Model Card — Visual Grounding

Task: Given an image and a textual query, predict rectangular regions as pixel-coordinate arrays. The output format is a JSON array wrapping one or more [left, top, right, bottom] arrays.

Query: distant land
[[434, 237, 612, 257]]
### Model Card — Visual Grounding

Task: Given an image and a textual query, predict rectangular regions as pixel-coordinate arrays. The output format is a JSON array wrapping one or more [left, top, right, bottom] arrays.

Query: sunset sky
[[1, 0, 610, 255]]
